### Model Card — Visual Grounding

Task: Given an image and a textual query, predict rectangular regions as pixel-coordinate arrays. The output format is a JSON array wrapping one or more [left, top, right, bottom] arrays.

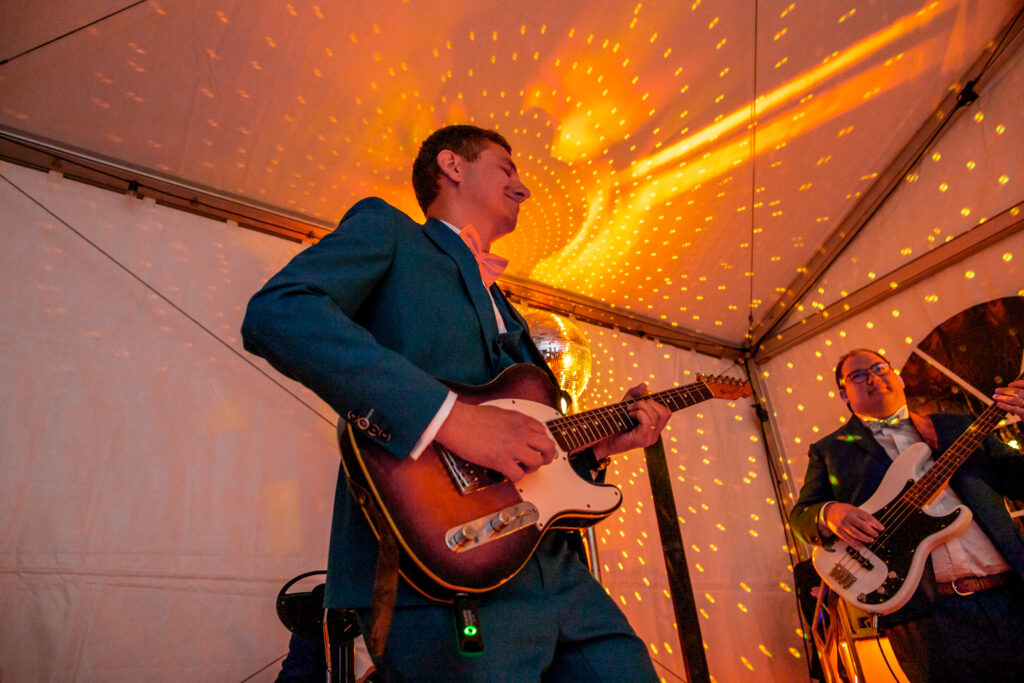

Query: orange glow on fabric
[[529, 2, 947, 289], [634, 1, 944, 179]]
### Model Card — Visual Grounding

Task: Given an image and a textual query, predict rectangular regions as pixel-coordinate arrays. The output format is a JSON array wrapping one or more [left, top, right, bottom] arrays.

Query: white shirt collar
[[856, 404, 909, 426]]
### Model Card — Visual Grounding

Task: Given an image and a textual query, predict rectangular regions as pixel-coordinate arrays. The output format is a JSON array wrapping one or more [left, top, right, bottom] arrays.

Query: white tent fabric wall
[[1, 157, 804, 680], [0, 160, 338, 681], [788, 44, 1024, 317], [576, 322, 805, 681]]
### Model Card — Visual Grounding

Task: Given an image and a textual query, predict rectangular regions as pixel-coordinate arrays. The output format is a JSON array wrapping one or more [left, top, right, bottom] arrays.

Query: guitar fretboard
[[904, 372, 1023, 507], [547, 382, 714, 453]]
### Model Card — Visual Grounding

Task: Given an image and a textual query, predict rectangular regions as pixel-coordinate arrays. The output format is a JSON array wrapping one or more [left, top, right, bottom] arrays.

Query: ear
[[839, 387, 848, 404], [436, 149, 461, 183]]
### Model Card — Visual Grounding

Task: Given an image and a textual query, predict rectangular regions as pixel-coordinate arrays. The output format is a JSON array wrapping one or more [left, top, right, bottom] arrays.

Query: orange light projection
[[528, 1, 952, 305], [1, 0, 1012, 342], [580, 323, 801, 680]]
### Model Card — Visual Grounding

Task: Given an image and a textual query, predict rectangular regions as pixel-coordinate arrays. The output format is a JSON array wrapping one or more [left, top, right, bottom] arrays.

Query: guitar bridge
[[439, 446, 503, 494], [828, 564, 856, 589]]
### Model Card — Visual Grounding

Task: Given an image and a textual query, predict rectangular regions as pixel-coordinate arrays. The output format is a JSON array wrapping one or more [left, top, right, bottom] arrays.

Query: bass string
[[872, 405, 1005, 533]]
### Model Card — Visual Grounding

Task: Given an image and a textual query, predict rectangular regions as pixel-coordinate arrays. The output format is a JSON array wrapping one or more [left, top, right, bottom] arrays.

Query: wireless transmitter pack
[[453, 593, 485, 657]]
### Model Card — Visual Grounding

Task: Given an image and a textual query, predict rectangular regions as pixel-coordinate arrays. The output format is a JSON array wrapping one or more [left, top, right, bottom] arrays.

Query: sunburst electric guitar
[[339, 363, 751, 602], [813, 373, 1022, 614]]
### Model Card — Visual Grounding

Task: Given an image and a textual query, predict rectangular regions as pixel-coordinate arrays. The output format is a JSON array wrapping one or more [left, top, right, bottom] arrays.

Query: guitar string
[[870, 406, 1004, 530], [448, 382, 723, 479], [550, 381, 717, 428], [865, 407, 1003, 536], [548, 382, 717, 450], [554, 381, 727, 449], [878, 371, 1023, 535]]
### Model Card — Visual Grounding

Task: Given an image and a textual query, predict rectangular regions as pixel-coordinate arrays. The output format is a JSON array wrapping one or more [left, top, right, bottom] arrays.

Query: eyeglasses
[[842, 362, 892, 386]]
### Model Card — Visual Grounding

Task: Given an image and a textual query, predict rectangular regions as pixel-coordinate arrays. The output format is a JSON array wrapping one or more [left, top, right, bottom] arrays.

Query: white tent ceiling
[[3, 0, 1021, 352]]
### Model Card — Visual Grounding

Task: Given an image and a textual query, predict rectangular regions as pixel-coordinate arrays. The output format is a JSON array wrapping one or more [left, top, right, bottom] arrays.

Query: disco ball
[[522, 308, 592, 409]]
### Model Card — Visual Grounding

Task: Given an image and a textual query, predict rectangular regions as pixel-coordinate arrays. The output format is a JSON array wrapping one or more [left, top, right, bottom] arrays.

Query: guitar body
[[338, 364, 624, 602], [812, 442, 972, 614]]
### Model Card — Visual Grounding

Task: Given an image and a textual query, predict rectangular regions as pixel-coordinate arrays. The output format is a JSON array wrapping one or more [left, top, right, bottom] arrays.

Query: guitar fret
[[545, 380, 720, 451]]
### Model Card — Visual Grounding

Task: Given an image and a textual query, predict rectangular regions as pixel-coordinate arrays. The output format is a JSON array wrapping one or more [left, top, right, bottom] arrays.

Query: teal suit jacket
[[242, 197, 557, 608]]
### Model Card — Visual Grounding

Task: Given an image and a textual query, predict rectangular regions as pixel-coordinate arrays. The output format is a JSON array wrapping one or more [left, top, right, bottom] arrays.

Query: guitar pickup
[[445, 503, 540, 552], [844, 545, 875, 571]]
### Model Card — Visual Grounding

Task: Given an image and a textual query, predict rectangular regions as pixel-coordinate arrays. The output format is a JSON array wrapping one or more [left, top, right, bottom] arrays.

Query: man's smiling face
[[839, 350, 907, 418], [456, 141, 530, 239]]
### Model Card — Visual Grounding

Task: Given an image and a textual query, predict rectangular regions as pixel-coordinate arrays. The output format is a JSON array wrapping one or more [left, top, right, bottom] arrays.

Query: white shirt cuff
[[818, 502, 834, 537], [409, 391, 458, 459]]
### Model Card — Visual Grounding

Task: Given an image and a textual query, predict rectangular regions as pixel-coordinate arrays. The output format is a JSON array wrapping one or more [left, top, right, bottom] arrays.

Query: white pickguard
[[480, 397, 623, 530]]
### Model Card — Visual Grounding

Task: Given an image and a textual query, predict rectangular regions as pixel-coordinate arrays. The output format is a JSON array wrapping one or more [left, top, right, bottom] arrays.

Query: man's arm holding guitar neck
[[590, 382, 672, 461], [434, 382, 672, 483]]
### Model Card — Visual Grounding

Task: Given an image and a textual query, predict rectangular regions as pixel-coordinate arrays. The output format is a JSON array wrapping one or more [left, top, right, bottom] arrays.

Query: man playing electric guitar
[[790, 348, 1024, 682], [243, 125, 671, 681]]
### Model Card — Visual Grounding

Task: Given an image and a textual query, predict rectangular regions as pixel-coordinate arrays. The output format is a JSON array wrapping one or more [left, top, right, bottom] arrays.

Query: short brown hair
[[834, 348, 892, 387], [411, 125, 512, 214]]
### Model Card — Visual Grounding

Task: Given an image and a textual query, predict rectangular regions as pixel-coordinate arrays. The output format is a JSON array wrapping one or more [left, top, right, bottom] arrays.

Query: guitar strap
[[346, 477, 399, 660]]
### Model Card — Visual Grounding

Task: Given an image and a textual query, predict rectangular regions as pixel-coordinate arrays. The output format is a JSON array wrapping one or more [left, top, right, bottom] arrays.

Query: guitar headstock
[[697, 374, 753, 400]]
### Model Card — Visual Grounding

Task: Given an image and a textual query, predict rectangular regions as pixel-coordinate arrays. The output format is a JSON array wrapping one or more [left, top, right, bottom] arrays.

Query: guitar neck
[[547, 382, 714, 453], [907, 373, 1023, 505]]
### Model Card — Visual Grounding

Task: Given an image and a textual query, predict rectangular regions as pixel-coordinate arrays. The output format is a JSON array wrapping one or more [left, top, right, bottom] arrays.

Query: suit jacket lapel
[[422, 219, 502, 369], [910, 412, 939, 450], [836, 416, 892, 466], [491, 285, 559, 387]]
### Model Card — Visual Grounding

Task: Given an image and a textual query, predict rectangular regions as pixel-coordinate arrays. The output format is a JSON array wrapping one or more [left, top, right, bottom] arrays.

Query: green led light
[[463, 625, 478, 637]]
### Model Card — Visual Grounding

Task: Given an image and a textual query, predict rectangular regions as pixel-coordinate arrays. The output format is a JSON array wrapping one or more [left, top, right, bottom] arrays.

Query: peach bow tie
[[459, 225, 509, 288]]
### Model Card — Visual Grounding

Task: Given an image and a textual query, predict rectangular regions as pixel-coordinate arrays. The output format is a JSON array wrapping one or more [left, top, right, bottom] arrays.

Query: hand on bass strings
[[822, 502, 885, 546], [993, 379, 1024, 420]]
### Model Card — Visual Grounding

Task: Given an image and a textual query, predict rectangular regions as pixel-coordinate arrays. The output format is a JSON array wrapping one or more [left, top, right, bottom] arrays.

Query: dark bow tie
[[866, 417, 909, 435]]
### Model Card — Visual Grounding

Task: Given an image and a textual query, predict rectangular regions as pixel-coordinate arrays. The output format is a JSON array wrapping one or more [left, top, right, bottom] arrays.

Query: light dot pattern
[[0, 1, 1017, 346], [580, 321, 804, 680]]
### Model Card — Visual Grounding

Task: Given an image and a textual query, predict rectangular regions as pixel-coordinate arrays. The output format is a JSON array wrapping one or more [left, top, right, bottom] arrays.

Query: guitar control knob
[[488, 508, 517, 534], [448, 520, 484, 550]]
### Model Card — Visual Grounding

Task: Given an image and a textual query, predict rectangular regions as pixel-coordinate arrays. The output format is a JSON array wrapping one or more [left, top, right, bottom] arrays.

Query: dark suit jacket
[[790, 412, 1024, 622], [242, 197, 558, 608]]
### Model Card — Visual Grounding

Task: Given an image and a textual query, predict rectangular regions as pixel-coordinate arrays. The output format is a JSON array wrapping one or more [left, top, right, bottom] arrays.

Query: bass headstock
[[697, 374, 753, 400]]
